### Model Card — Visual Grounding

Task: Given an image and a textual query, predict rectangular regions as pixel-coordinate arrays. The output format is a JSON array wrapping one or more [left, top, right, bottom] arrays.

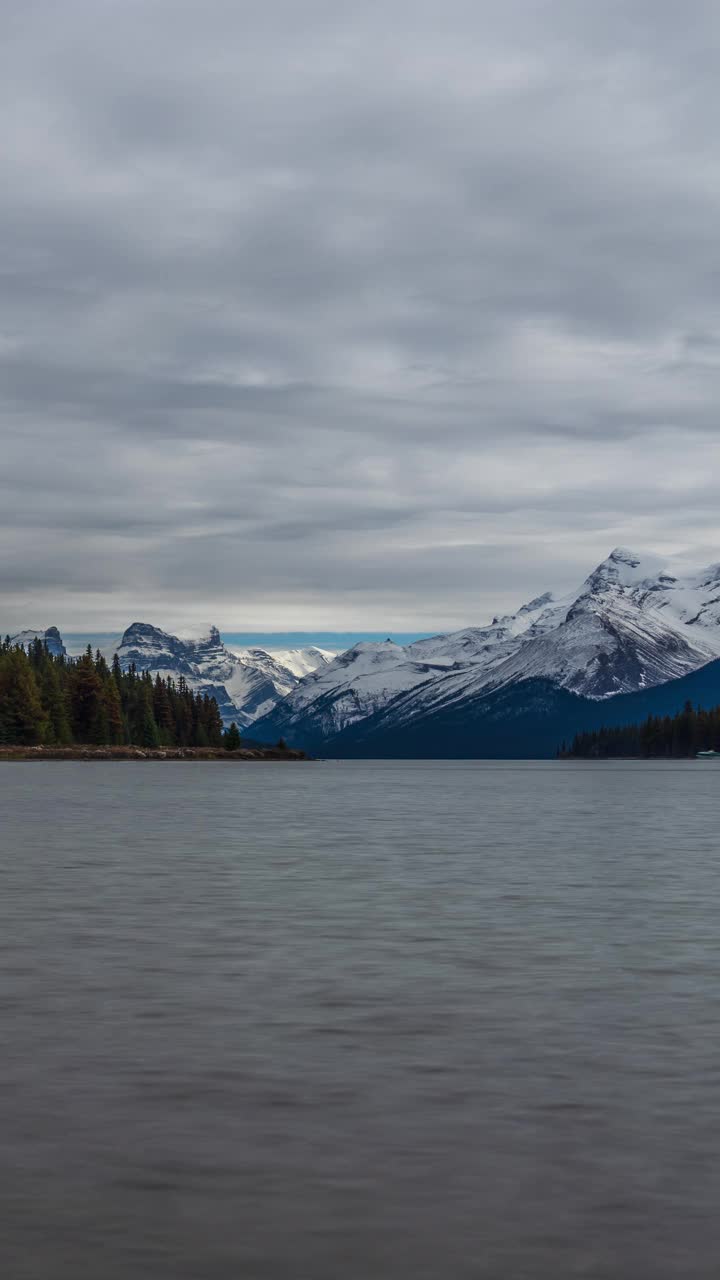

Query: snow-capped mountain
[[116, 622, 334, 727], [251, 548, 720, 750], [249, 639, 451, 745], [8, 627, 67, 657], [12, 547, 720, 752], [229, 645, 337, 688]]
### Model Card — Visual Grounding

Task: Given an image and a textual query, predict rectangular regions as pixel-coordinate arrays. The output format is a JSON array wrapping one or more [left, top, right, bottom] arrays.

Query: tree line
[[565, 700, 720, 758], [0, 636, 239, 748]]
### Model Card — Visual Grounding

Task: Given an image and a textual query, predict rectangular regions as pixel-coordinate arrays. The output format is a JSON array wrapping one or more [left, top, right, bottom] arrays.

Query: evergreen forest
[[566, 700, 720, 758], [0, 637, 228, 748]]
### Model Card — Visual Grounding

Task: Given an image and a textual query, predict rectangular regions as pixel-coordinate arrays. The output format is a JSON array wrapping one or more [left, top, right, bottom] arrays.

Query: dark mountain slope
[[303, 656, 720, 758]]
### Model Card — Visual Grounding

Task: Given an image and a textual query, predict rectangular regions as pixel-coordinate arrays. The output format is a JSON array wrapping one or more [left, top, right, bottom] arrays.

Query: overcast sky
[[3, 0, 720, 634]]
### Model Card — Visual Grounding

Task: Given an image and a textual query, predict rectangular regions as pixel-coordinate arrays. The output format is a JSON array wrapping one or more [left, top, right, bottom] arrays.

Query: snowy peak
[[483, 547, 720, 698], [232, 646, 335, 692], [119, 622, 231, 667], [118, 622, 198, 677], [517, 591, 554, 616], [186, 625, 223, 653], [333, 639, 406, 671], [9, 626, 67, 657], [581, 547, 665, 595], [264, 647, 336, 680], [606, 546, 644, 568]]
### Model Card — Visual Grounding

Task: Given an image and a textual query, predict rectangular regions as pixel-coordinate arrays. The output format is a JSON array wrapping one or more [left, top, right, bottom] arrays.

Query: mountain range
[[9, 622, 334, 730], [114, 624, 335, 729], [10, 547, 720, 755], [251, 548, 720, 754]]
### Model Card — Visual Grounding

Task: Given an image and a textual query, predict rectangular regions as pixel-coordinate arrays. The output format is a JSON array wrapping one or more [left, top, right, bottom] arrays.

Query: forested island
[[565, 701, 720, 759], [0, 636, 301, 758]]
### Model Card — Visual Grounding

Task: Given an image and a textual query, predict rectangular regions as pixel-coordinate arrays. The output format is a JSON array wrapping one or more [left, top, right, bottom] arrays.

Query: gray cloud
[[2, 0, 720, 632]]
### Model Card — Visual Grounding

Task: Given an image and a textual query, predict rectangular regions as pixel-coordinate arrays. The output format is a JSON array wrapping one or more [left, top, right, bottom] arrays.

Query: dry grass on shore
[[0, 744, 307, 762]]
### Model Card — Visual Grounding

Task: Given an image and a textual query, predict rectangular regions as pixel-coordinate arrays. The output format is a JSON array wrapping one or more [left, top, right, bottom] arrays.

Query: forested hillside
[[0, 637, 225, 748]]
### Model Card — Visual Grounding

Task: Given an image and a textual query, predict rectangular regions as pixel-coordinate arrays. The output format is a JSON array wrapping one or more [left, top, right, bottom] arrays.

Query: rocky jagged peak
[[192, 625, 223, 652], [608, 545, 641, 564], [120, 621, 167, 644], [581, 547, 665, 596], [9, 627, 67, 657], [117, 622, 196, 677], [517, 591, 554, 615], [42, 626, 66, 655]]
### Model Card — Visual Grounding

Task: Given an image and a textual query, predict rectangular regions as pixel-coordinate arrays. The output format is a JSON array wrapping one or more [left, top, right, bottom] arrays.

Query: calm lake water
[[3, 759, 720, 1278]]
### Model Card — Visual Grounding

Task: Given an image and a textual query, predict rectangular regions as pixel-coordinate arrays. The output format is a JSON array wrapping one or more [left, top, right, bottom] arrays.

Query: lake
[[2, 759, 720, 1278]]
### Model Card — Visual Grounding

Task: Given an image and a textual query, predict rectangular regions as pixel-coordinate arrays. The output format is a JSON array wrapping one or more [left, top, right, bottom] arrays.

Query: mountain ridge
[[278, 658, 720, 759], [251, 548, 720, 752], [10, 547, 720, 753]]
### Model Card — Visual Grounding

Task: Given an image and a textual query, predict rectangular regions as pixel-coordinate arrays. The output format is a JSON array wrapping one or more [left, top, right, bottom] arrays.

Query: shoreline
[[0, 745, 307, 763]]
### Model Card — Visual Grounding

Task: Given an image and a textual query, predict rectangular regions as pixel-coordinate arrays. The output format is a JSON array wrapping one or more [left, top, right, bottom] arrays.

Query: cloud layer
[[3, 0, 720, 631]]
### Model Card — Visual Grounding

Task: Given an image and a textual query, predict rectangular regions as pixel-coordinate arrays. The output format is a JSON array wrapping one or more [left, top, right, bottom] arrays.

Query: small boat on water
[[696, 750, 720, 758]]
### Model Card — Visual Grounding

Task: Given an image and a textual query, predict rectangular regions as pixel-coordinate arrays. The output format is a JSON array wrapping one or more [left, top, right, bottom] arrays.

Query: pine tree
[[40, 661, 72, 744], [70, 652, 106, 742], [153, 674, 174, 743], [0, 649, 48, 744], [223, 722, 241, 751], [141, 709, 160, 748], [139, 677, 160, 747], [103, 674, 125, 744], [203, 694, 224, 747]]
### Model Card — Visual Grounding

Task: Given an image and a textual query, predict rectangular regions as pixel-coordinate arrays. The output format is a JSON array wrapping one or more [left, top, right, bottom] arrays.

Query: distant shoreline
[[0, 745, 307, 763]]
